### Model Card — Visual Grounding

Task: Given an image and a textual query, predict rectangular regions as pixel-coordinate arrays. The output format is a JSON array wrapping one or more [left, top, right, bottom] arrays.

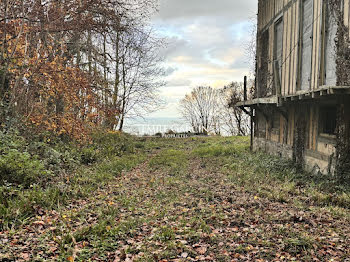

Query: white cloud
[[166, 78, 192, 87], [149, 0, 257, 118], [154, 0, 257, 22]]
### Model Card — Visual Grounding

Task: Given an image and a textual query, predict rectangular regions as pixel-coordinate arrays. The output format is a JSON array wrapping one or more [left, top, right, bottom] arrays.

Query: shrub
[[27, 140, 80, 174], [0, 149, 49, 187], [0, 130, 51, 187], [91, 131, 135, 158], [0, 129, 26, 152], [155, 132, 162, 137], [80, 147, 98, 165]]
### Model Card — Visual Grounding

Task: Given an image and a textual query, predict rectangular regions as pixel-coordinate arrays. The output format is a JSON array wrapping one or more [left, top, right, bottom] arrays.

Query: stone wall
[[253, 137, 335, 175]]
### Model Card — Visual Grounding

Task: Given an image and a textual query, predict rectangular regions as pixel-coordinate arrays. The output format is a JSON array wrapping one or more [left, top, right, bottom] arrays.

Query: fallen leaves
[[181, 252, 188, 258], [193, 244, 207, 255], [20, 253, 30, 261], [2, 138, 350, 261]]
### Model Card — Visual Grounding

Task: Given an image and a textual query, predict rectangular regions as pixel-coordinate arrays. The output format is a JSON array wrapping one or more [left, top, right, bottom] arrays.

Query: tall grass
[[0, 130, 145, 230]]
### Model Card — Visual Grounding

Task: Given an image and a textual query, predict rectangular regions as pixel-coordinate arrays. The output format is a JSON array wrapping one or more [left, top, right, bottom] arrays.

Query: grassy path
[[1, 137, 350, 261]]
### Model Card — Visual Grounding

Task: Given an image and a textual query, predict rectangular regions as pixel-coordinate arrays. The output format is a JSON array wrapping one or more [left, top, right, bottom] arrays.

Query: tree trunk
[[112, 32, 120, 130], [0, 70, 10, 128], [119, 55, 127, 132], [87, 30, 92, 74], [119, 114, 125, 131]]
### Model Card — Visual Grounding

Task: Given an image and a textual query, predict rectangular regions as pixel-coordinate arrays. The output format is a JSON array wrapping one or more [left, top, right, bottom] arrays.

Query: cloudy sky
[[149, 0, 257, 118]]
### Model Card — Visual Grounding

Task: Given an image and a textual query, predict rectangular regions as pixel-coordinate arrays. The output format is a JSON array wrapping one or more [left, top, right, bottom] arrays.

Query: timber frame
[[236, 0, 350, 176]]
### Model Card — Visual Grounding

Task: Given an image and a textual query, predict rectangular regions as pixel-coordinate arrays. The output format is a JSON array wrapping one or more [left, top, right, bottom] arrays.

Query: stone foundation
[[253, 137, 335, 175]]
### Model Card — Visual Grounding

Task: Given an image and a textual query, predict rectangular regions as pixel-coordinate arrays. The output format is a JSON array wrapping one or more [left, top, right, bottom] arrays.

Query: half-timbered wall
[[257, 0, 350, 97]]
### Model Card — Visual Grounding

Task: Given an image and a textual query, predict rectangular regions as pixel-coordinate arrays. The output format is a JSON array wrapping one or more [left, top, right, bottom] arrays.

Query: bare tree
[[179, 86, 220, 134], [116, 26, 165, 131], [245, 16, 257, 77], [224, 82, 250, 136], [217, 88, 238, 136], [179, 84, 253, 136]]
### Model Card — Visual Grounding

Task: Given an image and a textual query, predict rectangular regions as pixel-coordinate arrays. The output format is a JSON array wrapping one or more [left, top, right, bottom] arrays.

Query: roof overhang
[[281, 86, 350, 102], [235, 86, 350, 108], [235, 96, 277, 107]]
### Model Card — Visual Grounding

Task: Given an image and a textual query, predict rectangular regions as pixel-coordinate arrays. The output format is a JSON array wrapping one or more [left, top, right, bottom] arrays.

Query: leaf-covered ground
[[1, 137, 350, 261]]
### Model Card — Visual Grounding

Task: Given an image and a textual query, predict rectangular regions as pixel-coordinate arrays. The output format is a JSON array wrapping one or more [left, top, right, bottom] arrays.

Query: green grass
[[0, 153, 146, 230], [2, 135, 350, 261], [192, 136, 249, 157], [0, 131, 146, 230], [149, 149, 188, 175], [284, 232, 315, 255], [192, 136, 350, 209]]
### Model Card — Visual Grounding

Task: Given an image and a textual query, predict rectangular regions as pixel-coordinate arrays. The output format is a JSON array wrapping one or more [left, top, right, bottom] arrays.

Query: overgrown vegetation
[[1, 136, 350, 261], [197, 137, 350, 208], [0, 129, 143, 230], [328, 0, 350, 180]]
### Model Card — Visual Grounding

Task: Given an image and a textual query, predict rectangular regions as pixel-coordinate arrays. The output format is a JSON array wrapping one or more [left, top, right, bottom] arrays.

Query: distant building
[[237, 0, 350, 175]]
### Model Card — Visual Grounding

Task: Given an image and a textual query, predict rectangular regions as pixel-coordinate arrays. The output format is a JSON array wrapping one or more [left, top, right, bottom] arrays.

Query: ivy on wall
[[329, 0, 350, 179]]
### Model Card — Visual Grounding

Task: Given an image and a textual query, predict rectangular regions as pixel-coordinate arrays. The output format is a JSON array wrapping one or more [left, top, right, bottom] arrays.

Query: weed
[[154, 226, 176, 242], [284, 233, 315, 255]]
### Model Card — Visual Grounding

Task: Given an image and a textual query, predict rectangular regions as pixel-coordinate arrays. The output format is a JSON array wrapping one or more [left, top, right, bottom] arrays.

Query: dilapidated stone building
[[237, 0, 350, 176]]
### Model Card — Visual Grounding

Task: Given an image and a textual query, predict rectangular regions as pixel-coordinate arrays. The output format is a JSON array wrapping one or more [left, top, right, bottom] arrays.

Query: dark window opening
[[256, 113, 266, 138], [258, 30, 269, 98], [274, 18, 283, 96], [320, 106, 337, 135]]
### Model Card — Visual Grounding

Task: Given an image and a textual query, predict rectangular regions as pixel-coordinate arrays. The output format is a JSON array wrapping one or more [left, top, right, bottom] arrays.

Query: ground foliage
[[1, 136, 350, 261]]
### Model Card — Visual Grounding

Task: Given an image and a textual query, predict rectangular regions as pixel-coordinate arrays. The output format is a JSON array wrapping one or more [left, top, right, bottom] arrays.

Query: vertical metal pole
[[244, 75, 253, 151], [244, 76, 247, 101], [250, 108, 254, 152]]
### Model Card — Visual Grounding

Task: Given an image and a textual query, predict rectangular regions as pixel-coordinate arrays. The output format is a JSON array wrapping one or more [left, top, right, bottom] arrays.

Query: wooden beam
[[277, 96, 284, 107], [241, 107, 251, 116], [274, 60, 282, 97], [312, 91, 320, 98]]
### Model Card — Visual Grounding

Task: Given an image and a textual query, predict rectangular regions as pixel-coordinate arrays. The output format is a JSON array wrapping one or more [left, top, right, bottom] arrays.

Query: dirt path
[[1, 138, 350, 261]]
